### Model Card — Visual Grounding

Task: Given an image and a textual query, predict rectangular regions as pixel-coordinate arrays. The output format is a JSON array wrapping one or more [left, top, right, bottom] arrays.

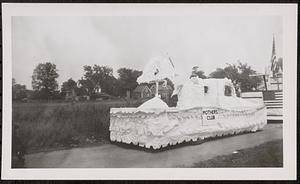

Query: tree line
[[12, 61, 261, 101], [13, 62, 143, 101]]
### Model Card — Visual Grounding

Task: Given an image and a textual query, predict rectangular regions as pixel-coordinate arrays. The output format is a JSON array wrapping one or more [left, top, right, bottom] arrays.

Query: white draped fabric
[[138, 96, 169, 109], [137, 56, 176, 84]]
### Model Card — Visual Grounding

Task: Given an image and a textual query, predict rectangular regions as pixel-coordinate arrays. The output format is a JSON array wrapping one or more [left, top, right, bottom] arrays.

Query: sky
[[12, 16, 282, 89]]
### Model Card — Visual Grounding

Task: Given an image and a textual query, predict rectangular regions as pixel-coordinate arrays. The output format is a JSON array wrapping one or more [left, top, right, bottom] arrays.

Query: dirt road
[[25, 124, 282, 168]]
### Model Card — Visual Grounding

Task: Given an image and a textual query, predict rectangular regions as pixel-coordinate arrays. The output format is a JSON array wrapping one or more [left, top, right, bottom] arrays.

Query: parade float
[[109, 57, 267, 149]]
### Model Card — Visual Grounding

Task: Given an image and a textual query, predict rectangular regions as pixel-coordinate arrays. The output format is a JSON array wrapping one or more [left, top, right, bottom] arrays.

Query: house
[[65, 88, 90, 101], [150, 83, 173, 103], [132, 84, 152, 99], [133, 82, 174, 103], [65, 88, 76, 101]]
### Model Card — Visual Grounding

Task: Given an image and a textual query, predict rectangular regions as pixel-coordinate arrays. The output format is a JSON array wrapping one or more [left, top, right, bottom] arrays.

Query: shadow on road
[[111, 130, 262, 153]]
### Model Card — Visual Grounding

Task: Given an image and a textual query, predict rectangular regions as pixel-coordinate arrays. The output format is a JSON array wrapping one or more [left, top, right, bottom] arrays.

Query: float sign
[[202, 109, 218, 120]]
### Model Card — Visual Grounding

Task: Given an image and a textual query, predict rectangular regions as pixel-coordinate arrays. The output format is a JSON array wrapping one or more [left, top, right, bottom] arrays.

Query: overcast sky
[[12, 16, 282, 89]]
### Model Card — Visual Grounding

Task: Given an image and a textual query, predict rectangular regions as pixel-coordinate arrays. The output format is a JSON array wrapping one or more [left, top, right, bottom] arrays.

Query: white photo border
[[1, 3, 297, 180]]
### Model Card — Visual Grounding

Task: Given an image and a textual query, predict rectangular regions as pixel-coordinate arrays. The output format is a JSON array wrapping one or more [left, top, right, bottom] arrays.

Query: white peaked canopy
[[137, 56, 176, 84], [138, 96, 169, 109]]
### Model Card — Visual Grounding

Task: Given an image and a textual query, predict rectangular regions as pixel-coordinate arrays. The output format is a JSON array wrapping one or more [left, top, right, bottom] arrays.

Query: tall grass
[[12, 100, 142, 153]]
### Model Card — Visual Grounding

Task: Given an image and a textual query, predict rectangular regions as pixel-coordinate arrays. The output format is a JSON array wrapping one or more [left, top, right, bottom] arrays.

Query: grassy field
[[13, 99, 143, 154], [193, 140, 283, 167]]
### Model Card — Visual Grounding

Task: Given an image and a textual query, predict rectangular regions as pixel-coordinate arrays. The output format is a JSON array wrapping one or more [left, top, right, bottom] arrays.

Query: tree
[[80, 65, 117, 97], [223, 63, 240, 85], [78, 78, 94, 96], [236, 62, 261, 92], [209, 68, 227, 79], [117, 68, 142, 97], [191, 66, 206, 79], [61, 78, 77, 92], [31, 62, 59, 100], [12, 78, 27, 101], [209, 61, 261, 92], [61, 78, 78, 97]]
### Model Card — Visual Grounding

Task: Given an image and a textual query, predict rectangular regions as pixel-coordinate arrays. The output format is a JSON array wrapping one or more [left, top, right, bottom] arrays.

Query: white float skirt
[[109, 105, 267, 149]]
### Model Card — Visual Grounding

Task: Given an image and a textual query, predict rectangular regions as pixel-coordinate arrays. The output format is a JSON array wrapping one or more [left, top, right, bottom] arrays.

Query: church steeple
[[272, 34, 276, 57], [270, 34, 277, 77]]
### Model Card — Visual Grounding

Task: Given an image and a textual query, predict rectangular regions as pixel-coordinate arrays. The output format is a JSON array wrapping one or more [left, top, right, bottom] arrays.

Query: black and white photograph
[[1, 3, 297, 180]]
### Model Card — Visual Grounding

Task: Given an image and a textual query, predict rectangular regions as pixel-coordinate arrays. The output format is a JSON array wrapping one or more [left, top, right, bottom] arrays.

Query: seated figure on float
[[109, 57, 267, 149]]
